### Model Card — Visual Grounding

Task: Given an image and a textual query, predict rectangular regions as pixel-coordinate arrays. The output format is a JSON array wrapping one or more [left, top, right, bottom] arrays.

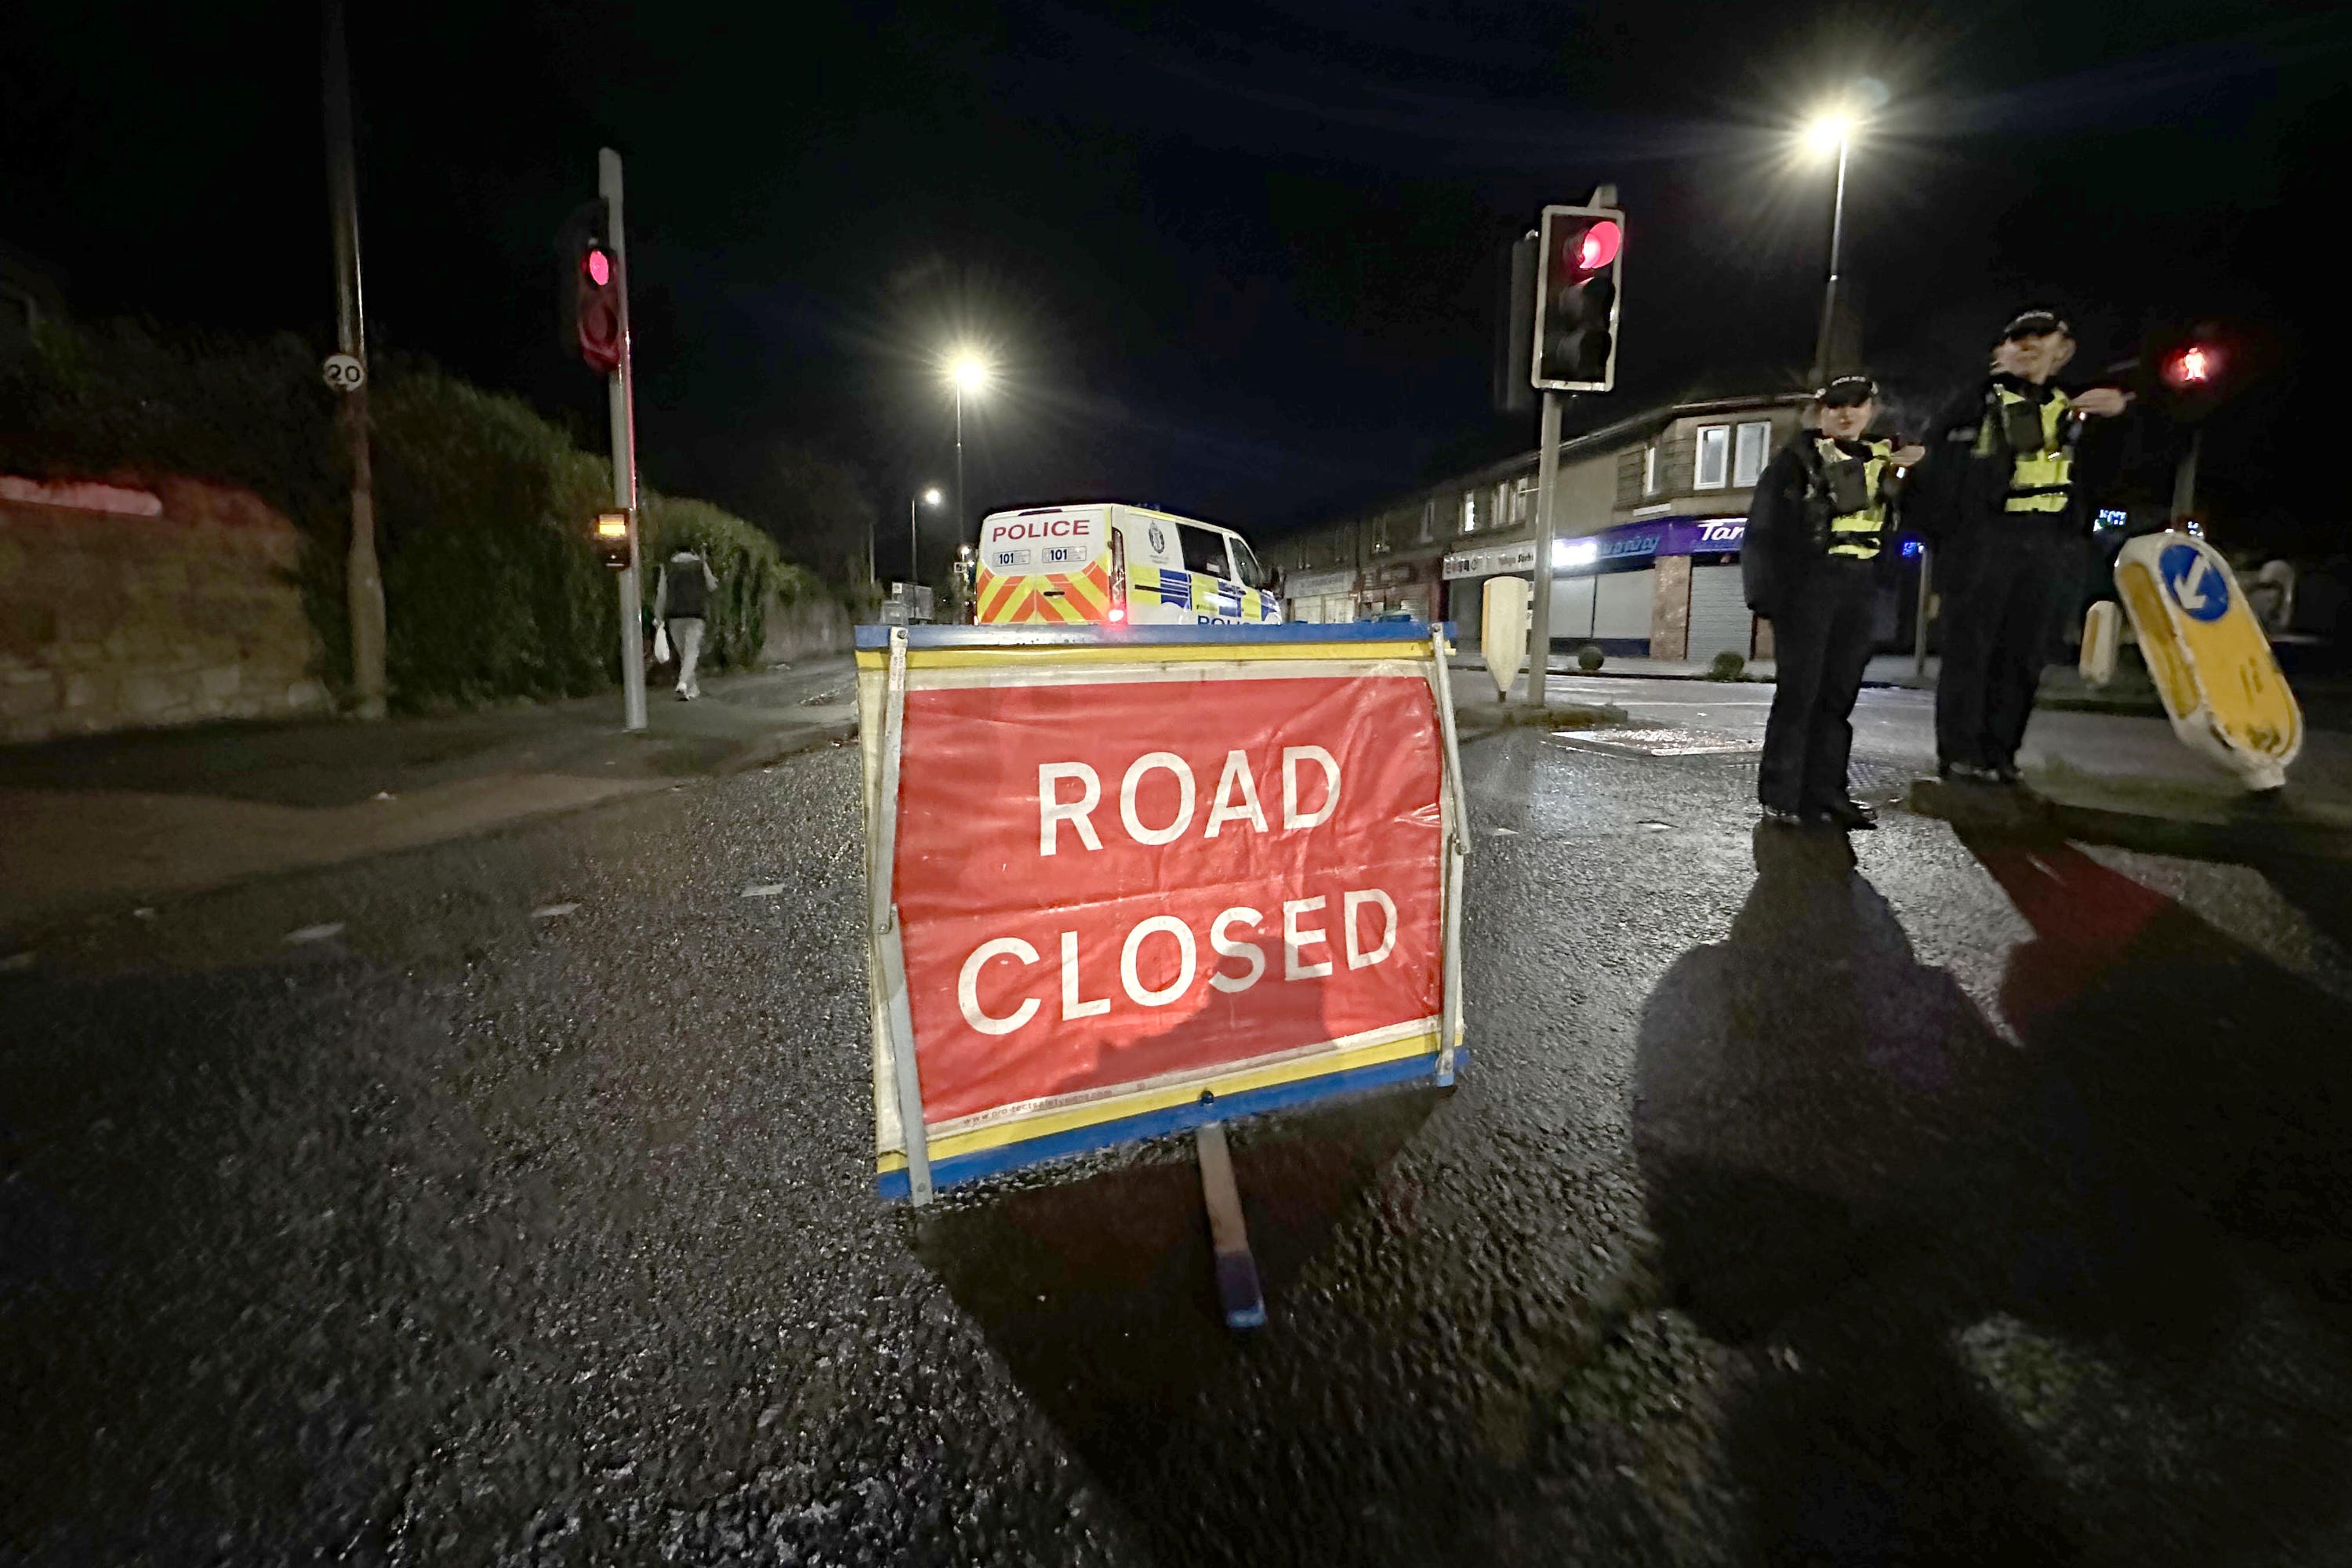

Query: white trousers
[[670, 617, 706, 695]]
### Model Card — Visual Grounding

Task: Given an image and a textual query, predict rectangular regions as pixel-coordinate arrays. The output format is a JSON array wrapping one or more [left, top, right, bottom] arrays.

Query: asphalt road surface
[[6, 722, 2352, 1565]]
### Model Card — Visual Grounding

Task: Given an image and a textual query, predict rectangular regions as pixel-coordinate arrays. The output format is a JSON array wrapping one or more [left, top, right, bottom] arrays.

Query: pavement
[[5, 661, 2352, 1564], [0, 658, 858, 936]]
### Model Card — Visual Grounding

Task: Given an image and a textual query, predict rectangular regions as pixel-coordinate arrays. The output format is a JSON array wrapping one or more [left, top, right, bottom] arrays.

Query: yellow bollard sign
[[2112, 530, 2303, 791]]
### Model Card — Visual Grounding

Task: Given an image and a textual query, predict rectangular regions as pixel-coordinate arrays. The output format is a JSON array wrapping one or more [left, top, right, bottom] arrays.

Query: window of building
[[1461, 492, 1479, 533], [1732, 421, 1771, 488], [1419, 500, 1436, 543], [1694, 425, 1731, 489], [1643, 445, 1660, 496]]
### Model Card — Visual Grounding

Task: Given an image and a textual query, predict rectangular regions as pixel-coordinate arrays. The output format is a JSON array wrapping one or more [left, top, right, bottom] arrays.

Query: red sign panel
[[893, 673, 1445, 1127]]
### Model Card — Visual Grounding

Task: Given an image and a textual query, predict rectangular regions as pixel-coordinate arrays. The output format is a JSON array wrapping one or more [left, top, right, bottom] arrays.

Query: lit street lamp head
[[1802, 110, 1857, 159], [946, 350, 993, 395], [922, 487, 943, 506]]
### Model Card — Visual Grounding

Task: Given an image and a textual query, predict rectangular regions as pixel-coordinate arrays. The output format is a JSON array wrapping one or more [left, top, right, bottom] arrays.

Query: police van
[[974, 503, 1281, 626]]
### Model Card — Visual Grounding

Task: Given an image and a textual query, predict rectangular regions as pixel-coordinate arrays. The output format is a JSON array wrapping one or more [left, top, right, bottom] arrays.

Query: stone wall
[[0, 475, 329, 745], [1650, 556, 1691, 662]]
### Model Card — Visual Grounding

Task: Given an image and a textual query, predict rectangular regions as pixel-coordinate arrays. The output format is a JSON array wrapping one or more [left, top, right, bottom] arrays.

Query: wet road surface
[[5, 725, 2352, 1564]]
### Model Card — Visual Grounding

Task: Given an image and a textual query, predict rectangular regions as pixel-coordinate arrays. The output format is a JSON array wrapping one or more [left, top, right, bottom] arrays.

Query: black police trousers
[[1759, 556, 1878, 814], [1934, 517, 2078, 771]]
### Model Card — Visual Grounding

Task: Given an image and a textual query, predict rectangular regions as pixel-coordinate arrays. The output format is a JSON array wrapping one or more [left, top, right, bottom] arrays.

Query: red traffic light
[[2161, 343, 2219, 390], [1570, 219, 1621, 273], [576, 240, 623, 375]]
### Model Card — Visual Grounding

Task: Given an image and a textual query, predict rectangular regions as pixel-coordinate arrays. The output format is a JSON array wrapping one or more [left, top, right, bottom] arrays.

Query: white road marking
[[284, 922, 346, 944], [742, 883, 788, 898], [532, 902, 580, 919]]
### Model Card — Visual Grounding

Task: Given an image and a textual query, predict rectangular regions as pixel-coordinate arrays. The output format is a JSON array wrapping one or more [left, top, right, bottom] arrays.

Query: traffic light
[[558, 198, 624, 376], [1491, 231, 1537, 415], [2140, 318, 2269, 426], [1533, 202, 1624, 393], [2160, 340, 2220, 393], [593, 509, 632, 569]]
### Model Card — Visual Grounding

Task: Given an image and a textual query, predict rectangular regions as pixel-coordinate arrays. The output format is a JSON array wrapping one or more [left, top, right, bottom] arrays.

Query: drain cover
[[1548, 726, 1760, 758]]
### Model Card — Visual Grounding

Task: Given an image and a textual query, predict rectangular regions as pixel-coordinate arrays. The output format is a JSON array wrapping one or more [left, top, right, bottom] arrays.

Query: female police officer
[[1744, 375, 1924, 829]]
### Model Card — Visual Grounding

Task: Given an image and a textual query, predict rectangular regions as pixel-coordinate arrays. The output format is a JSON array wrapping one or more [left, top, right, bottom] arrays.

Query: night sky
[[4, 2, 2344, 569]]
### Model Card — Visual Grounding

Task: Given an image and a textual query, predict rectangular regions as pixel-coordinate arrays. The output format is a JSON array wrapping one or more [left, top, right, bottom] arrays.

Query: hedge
[[0, 319, 808, 710]]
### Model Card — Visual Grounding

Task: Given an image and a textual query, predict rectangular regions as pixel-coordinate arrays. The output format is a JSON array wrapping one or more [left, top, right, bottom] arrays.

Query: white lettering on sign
[[1209, 906, 1266, 993], [1036, 745, 1343, 853], [1283, 896, 1333, 980], [1120, 916, 1197, 1006], [953, 890, 1394, 1035], [1283, 746, 1341, 829], [1119, 753, 1196, 845], [1203, 750, 1267, 837], [1060, 931, 1109, 1019], [1345, 889, 1397, 969], [960, 938, 1041, 1035], [1038, 763, 1102, 855]]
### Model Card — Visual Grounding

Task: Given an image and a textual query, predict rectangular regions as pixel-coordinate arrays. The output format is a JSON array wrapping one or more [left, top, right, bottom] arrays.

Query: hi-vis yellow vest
[[1813, 437, 1890, 559], [1982, 386, 2074, 514]]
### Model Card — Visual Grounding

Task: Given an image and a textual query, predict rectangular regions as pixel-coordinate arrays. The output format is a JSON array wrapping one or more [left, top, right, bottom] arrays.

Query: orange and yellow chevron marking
[[977, 559, 1113, 626]]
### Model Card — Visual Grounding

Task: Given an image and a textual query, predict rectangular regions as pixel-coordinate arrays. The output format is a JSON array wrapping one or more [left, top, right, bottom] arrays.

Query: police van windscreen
[[982, 510, 1104, 575]]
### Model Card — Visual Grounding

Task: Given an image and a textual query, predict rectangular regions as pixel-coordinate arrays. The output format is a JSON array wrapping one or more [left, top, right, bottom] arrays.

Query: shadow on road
[[911, 1088, 1439, 1561], [1635, 822, 2352, 1565]]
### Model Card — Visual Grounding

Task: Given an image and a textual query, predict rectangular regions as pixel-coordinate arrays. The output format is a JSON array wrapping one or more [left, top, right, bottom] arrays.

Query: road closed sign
[[857, 624, 1468, 1200], [2114, 530, 2303, 791]]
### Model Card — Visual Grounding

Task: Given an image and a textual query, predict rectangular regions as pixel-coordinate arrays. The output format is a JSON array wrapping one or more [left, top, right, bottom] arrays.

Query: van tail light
[[1108, 532, 1127, 623]]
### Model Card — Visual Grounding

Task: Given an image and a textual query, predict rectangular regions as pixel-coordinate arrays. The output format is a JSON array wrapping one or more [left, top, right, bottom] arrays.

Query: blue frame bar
[[854, 621, 1454, 652], [873, 1047, 1466, 1200]]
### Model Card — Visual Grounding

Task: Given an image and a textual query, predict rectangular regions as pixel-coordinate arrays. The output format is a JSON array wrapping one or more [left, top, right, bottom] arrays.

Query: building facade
[[1265, 393, 1904, 661]]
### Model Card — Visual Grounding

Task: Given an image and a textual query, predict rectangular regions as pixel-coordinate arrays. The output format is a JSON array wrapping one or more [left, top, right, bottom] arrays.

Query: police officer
[[1913, 310, 2131, 783], [1744, 374, 1924, 829]]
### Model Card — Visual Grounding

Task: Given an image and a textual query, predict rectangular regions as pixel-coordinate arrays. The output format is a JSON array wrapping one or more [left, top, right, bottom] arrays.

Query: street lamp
[[909, 485, 942, 588], [942, 347, 994, 552], [1801, 103, 1861, 386]]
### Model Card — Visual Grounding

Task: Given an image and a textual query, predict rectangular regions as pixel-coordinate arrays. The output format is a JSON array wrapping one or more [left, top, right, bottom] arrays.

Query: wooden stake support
[[1195, 1121, 1265, 1330]]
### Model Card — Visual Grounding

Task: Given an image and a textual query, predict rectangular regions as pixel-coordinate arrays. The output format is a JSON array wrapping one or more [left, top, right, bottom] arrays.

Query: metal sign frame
[[857, 621, 1469, 1203]]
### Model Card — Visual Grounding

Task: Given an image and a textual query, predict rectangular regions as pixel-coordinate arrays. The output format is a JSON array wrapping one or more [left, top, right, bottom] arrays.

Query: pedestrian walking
[[1911, 310, 2132, 784], [653, 544, 719, 701], [1744, 374, 1924, 829]]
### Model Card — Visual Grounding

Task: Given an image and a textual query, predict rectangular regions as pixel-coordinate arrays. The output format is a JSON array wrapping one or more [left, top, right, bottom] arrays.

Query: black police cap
[[1816, 374, 1879, 408], [2001, 309, 2072, 341]]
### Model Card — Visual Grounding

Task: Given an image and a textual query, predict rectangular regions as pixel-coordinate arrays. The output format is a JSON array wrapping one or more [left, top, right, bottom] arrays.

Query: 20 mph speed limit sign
[[321, 353, 366, 393]]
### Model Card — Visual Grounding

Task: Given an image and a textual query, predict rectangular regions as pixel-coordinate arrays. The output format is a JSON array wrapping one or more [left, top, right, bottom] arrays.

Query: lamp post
[[945, 349, 993, 550], [1802, 106, 1859, 387], [908, 486, 942, 590]]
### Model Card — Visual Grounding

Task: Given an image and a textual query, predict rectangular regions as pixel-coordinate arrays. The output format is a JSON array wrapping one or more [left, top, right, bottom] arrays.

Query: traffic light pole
[[601, 148, 648, 733], [1522, 390, 1562, 707], [322, 0, 386, 720], [2171, 426, 2202, 524]]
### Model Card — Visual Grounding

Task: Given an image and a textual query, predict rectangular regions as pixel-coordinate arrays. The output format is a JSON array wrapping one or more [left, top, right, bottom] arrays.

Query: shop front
[[1442, 518, 1751, 658], [1282, 568, 1359, 625]]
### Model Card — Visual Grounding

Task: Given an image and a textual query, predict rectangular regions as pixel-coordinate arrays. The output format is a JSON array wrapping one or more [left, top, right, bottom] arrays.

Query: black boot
[[1822, 798, 1878, 831]]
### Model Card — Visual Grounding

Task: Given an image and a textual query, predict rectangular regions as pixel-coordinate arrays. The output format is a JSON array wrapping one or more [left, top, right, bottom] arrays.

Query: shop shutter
[[1547, 576, 1596, 640], [1686, 564, 1753, 662], [1595, 569, 1654, 641]]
